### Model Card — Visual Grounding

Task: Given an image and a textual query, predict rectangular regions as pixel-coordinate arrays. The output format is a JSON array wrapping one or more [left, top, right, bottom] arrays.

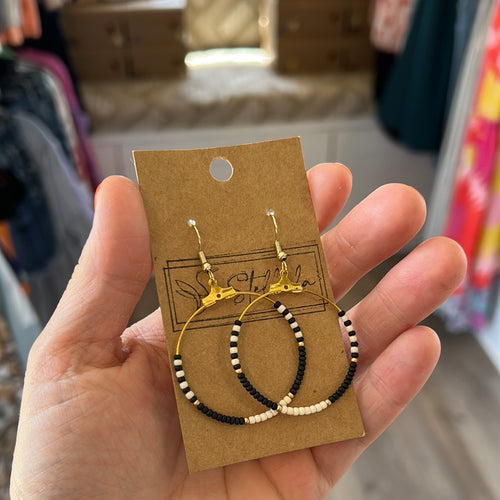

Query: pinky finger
[[311, 325, 440, 486]]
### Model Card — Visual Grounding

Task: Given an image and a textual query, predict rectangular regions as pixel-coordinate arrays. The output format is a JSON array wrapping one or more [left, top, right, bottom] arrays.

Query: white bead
[[351, 346, 359, 353], [293, 407, 299, 416], [255, 414, 262, 423], [233, 324, 241, 332], [187, 219, 196, 227], [266, 410, 275, 418], [295, 331, 303, 338], [284, 312, 293, 321], [305, 407, 311, 415], [230, 347, 238, 354], [315, 403, 323, 412], [346, 324, 354, 332], [231, 358, 240, 365], [176, 370, 185, 378], [230, 335, 238, 343], [320, 401, 328, 410], [185, 391, 194, 400], [249, 416, 256, 424], [351, 358, 358, 363], [284, 395, 292, 405], [277, 304, 286, 314], [173, 359, 182, 366], [179, 381, 188, 390], [350, 336, 358, 343], [309, 405, 317, 414], [286, 407, 295, 416], [260, 413, 268, 422], [299, 407, 305, 415], [290, 321, 299, 329]]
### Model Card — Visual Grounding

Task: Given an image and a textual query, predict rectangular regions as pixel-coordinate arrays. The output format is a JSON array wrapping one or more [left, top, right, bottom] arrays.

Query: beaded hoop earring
[[173, 220, 308, 425], [229, 210, 359, 416]]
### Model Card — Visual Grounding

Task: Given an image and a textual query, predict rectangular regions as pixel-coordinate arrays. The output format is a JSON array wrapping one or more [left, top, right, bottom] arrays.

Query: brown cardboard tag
[[134, 138, 364, 472]]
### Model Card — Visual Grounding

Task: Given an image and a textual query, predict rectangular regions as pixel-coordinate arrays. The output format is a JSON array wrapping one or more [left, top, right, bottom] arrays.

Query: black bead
[[289, 388, 297, 395], [231, 353, 239, 359], [230, 417, 235, 425], [177, 376, 186, 384], [174, 365, 183, 372], [202, 406, 209, 414], [352, 353, 359, 358], [350, 341, 359, 347], [343, 319, 352, 327], [348, 331, 357, 337], [282, 308, 290, 316], [296, 336, 304, 343], [231, 330, 239, 337], [250, 388, 256, 395], [266, 401, 274, 408], [197, 403, 205, 411], [350, 361, 357, 368], [242, 381, 250, 388], [182, 387, 190, 394], [271, 402, 278, 410], [230, 341, 238, 347], [189, 395, 197, 403], [233, 364, 241, 371], [288, 318, 295, 324], [298, 346, 306, 352], [273, 301, 282, 309], [207, 409, 213, 417], [342, 381, 349, 389], [173, 354, 182, 360], [238, 372, 245, 379], [338, 310, 346, 317], [217, 414, 223, 422], [293, 326, 301, 333], [234, 320, 242, 326], [292, 382, 300, 391]]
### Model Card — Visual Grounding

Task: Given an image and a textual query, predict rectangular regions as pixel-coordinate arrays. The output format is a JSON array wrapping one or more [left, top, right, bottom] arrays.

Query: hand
[[10, 165, 466, 499]]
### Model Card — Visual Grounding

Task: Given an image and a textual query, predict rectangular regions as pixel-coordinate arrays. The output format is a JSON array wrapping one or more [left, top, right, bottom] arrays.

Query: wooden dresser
[[60, 0, 187, 80], [275, 0, 373, 73]]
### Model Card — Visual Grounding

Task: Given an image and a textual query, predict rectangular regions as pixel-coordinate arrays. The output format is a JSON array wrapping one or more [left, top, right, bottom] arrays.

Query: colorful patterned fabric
[[442, 1, 500, 331]]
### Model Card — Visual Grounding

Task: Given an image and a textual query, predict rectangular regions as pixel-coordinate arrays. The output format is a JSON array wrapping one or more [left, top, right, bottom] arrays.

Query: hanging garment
[[0, 61, 74, 163], [0, 111, 56, 271], [370, 0, 417, 54], [441, 1, 500, 331], [425, 0, 495, 240], [377, 0, 458, 151], [19, 48, 100, 189], [0, 250, 41, 370], [13, 110, 93, 323]]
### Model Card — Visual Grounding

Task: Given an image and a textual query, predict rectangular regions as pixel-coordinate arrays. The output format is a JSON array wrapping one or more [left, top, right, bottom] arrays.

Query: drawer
[[277, 38, 342, 73], [128, 9, 184, 45], [278, 3, 343, 37], [130, 46, 186, 78], [67, 48, 128, 80], [277, 38, 372, 73], [278, 0, 370, 39], [60, 11, 126, 49]]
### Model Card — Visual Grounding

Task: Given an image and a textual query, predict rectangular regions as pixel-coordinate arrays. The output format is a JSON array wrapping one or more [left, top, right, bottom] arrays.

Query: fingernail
[[94, 183, 102, 211]]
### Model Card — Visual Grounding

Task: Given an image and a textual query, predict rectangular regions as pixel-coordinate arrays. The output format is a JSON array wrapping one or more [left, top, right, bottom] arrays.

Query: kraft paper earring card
[[134, 138, 364, 472]]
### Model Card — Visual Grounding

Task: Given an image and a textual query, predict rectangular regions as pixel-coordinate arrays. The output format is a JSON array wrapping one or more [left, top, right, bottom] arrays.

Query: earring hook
[[187, 219, 236, 307], [267, 209, 287, 263]]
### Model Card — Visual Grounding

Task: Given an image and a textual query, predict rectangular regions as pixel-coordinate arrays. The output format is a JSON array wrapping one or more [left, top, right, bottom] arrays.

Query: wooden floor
[[328, 258, 500, 500]]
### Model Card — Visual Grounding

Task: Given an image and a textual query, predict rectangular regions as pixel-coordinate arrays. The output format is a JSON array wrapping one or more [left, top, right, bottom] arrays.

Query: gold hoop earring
[[173, 220, 307, 425], [229, 210, 359, 416]]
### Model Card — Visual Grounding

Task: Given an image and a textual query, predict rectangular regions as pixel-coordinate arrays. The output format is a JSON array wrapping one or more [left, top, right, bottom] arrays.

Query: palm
[[11, 167, 466, 499]]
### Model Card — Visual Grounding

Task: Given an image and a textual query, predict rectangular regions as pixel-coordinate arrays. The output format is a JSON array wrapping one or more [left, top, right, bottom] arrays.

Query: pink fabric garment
[[370, 0, 417, 53], [441, 2, 500, 331], [18, 48, 100, 189]]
